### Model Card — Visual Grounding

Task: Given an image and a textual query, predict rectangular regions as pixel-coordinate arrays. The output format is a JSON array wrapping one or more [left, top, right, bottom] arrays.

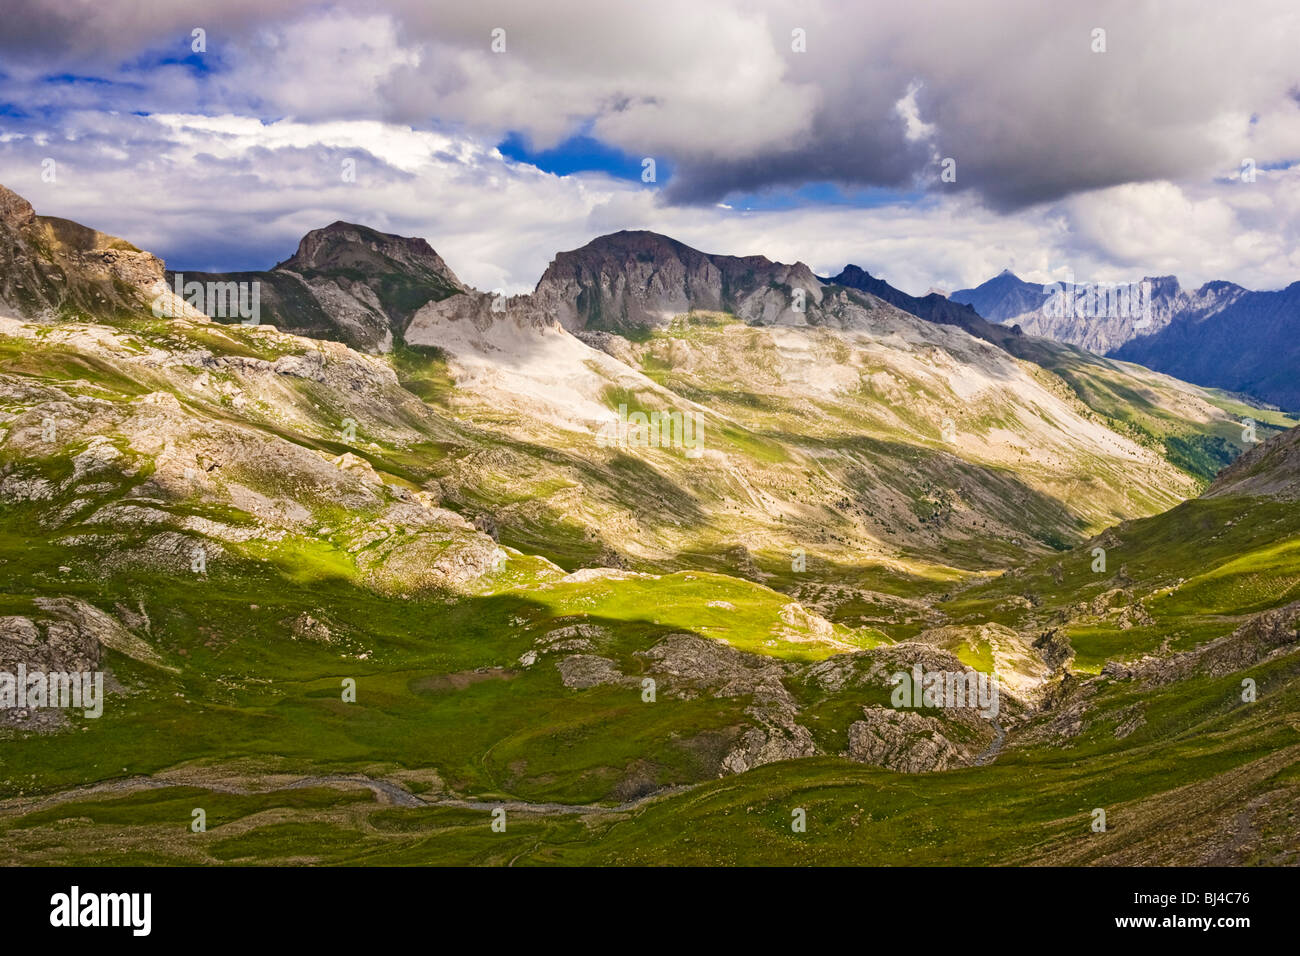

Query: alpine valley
[[1, 183, 1298, 866]]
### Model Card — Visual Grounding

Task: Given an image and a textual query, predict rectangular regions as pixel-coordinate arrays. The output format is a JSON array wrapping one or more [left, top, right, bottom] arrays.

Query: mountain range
[[953, 270, 1300, 412], [1, 182, 1298, 866]]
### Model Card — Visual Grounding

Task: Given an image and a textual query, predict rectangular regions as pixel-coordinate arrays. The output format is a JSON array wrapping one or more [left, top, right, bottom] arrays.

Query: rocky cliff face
[[280, 221, 464, 288], [174, 222, 467, 353], [1113, 280, 1300, 412], [955, 270, 1170, 353], [0, 184, 193, 322], [1003, 275, 1252, 354], [531, 230, 888, 332]]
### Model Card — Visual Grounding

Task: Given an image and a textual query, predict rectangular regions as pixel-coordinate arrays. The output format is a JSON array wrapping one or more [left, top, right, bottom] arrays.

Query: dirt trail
[[0, 771, 694, 818]]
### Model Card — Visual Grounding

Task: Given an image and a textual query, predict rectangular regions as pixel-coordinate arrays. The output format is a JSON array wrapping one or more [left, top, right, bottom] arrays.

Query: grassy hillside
[[2, 305, 1297, 866]]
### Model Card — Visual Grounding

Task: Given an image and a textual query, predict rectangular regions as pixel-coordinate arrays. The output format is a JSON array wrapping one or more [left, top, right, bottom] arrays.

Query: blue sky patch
[[720, 181, 924, 211], [498, 132, 668, 182]]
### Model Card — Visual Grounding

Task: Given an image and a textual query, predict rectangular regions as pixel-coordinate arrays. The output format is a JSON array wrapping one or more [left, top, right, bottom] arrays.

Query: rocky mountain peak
[[278, 221, 465, 291], [162, 221, 471, 353], [0, 184, 37, 229], [533, 230, 836, 332], [1145, 274, 1182, 297], [833, 264, 875, 284], [829, 261, 1024, 350]]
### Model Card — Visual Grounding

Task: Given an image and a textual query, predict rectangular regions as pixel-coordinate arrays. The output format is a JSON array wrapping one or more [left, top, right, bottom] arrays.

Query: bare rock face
[[0, 613, 98, 730], [30, 597, 166, 668], [722, 723, 817, 774], [951, 271, 1205, 354], [0, 598, 157, 729], [0, 609, 100, 675], [176, 221, 468, 352], [556, 654, 629, 688], [537, 622, 610, 654], [406, 286, 558, 342], [532, 231, 725, 331], [530, 230, 896, 333], [846, 706, 971, 773], [0, 184, 37, 230], [0, 183, 181, 321], [284, 222, 464, 288], [637, 633, 816, 773]]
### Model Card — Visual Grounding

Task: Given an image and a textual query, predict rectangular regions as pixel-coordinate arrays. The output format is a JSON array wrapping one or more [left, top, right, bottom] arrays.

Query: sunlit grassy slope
[[1, 308, 1297, 865]]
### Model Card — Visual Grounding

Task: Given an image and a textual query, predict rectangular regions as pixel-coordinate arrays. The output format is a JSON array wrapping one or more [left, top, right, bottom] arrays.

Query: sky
[[1, 0, 1299, 295]]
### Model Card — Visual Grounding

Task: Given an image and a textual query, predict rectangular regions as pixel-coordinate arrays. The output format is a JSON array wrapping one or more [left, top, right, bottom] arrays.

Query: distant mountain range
[[1111, 281, 1300, 413], [953, 270, 1300, 411], [177, 226, 1036, 356], [951, 270, 1047, 326], [5, 171, 1296, 415]]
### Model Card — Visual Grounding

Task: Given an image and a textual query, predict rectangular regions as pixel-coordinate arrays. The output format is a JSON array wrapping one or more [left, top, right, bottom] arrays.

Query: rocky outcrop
[[0, 607, 100, 676], [0, 597, 165, 729], [0, 184, 197, 322], [846, 706, 971, 773], [1104, 600, 1300, 687], [0, 611, 100, 730], [556, 654, 629, 689], [636, 633, 815, 772], [172, 222, 467, 352], [30, 597, 167, 669]]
